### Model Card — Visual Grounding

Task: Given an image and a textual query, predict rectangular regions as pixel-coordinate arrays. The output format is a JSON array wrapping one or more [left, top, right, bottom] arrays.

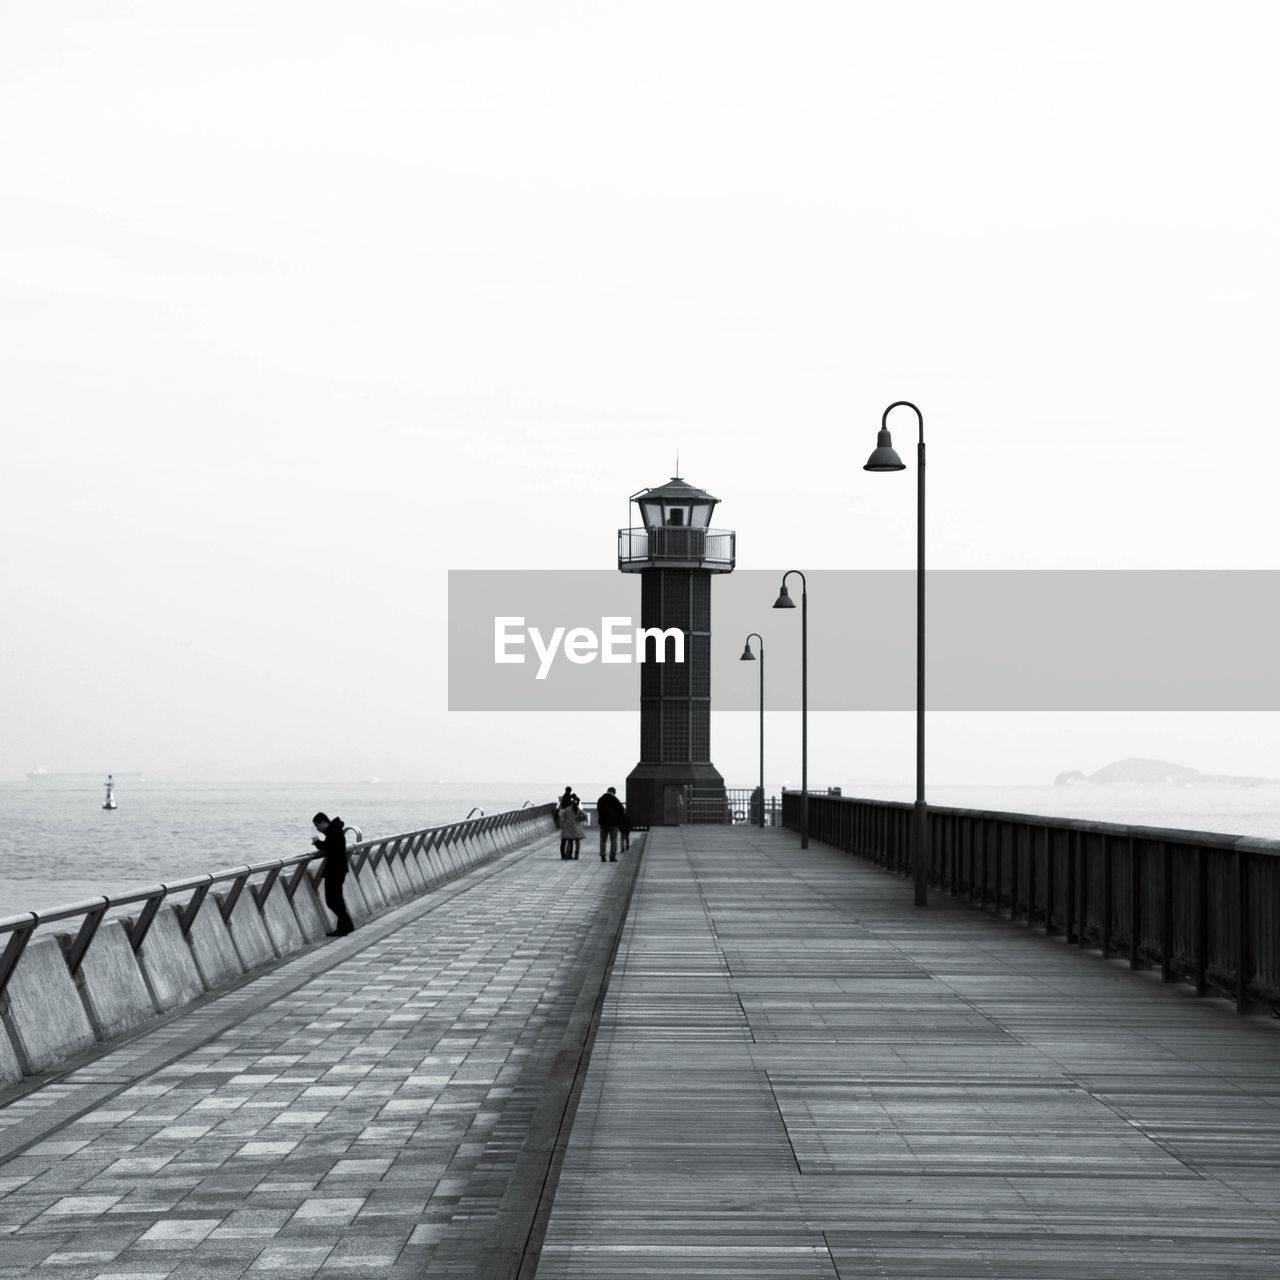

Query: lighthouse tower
[[618, 477, 736, 825]]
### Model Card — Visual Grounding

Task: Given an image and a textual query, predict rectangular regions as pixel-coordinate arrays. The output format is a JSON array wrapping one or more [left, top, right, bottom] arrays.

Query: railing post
[[1009, 822, 1020, 921], [992, 821, 1003, 914], [965, 823, 974, 902], [127, 888, 168, 953], [1235, 848, 1249, 1013], [1128, 837, 1142, 970], [953, 814, 961, 896], [0, 915, 39, 1001], [1194, 846, 1207, 996], [1101, 834, 1112, 958], [179, 877, 212, 936], [1077, 830, 1089, 948], [219, 870, 252, 922], [252, 862, 283, 909], [286, 859, 314, 900], [1160, 842, 1173, 983], [1065, 830, 1078, 944], [63, 899, 110, 976], [979, 820, 988, 907], [929, 809, 937, 887], [1045, 827, 1056, 935], [1025, 822, 1036, 926]]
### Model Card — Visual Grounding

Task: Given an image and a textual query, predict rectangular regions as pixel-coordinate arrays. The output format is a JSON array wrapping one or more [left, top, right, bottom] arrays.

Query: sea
[[3, 778, 1280, 916], [0, 780, 605, 915]]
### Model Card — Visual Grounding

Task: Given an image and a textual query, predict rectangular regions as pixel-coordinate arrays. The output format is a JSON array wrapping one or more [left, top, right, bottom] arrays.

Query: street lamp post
[[864, 400, 927, 907], [772, 571, 807, 849], [739, 634, 765, 827]]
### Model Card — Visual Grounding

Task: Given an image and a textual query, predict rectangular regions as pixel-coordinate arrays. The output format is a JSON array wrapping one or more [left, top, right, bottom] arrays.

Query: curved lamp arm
[[883, 399, 924, 444]]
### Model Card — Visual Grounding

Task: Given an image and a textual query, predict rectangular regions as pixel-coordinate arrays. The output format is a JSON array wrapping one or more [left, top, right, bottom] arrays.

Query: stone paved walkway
[[0, 834, 637, 1280], [536, 825, 1280, 1279]]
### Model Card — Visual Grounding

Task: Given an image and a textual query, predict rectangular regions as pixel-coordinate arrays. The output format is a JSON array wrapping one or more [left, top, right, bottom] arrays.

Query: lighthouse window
[[665, 506, 687, 526]]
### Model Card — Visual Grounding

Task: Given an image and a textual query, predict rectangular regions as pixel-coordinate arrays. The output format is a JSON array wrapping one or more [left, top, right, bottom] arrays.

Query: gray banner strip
[[448, 570, 1280, 711]]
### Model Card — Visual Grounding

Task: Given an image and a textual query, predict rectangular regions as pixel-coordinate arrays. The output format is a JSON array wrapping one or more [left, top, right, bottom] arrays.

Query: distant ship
[[103, 774, 118, 811], [26, 765, 48, 781]]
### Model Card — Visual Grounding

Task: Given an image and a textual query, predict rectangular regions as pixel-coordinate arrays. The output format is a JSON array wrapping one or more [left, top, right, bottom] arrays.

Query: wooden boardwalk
[[535, 825, 1280, 1278]]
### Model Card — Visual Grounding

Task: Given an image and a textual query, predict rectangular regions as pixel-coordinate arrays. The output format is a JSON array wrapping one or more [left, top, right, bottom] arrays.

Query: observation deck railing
[[617, 526, 735, 571]]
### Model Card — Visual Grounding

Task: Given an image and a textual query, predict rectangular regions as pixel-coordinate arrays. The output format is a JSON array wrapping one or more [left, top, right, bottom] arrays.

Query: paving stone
[[0, 832, 621, 1278]]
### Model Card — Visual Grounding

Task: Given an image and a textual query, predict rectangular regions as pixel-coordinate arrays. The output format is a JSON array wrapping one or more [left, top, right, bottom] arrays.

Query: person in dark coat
[[312, 811, 355, 936], [596, 786, 626, 861]]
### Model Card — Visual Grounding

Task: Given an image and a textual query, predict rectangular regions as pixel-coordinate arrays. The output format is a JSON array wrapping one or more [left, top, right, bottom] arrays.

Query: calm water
[[3, 779, 1279, 915], [0, 780, 603, 913]]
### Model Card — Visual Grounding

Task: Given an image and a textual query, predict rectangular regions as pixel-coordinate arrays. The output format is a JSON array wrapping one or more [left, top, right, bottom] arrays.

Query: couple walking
[[557, 785, 629, 861]]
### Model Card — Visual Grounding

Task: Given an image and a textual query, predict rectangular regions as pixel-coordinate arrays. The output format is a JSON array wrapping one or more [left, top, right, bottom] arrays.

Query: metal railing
[[782, 791, 1280, 1012], [617, 526, 735, 570], [683, 786, 781, 826], [0, 803, 556, 1004]]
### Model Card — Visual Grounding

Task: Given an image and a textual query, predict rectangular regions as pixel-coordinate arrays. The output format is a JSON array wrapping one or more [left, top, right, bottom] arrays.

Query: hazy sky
[[2, 3, 1278, 785]]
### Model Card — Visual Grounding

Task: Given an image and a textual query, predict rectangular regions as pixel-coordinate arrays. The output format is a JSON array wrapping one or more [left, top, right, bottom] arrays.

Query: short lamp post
[[864, 400, 927, 907], [772, 571, 807, 848], [739, 634, 765, 827]]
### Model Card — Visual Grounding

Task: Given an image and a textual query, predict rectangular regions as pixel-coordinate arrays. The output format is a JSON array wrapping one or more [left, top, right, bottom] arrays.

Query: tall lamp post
[[739, 633, 765, 827], [864, 400, 927, 907], [772, 571, 807, 848]]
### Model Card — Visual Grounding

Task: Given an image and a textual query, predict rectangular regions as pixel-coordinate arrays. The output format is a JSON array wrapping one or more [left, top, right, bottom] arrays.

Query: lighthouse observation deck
[[617, 525, 735, 571]]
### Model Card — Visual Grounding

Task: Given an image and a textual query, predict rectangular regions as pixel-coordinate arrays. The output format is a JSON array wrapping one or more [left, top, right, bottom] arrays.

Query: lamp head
[[864, 427, 906, 472], [773, 583, 795, 609], [739, 642, 756, 661]]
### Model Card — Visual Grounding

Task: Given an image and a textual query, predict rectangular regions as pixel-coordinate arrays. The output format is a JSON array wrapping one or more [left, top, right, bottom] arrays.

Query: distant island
[[1055, 757, 1280, 788]]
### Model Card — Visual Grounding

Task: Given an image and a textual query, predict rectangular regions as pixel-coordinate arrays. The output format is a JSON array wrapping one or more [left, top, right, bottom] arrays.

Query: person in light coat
[[558, 796, 586, 860]]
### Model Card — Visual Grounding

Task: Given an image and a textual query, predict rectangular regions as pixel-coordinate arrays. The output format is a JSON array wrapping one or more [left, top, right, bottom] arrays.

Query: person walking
[[558, 795, 586, 860], [312, 811, 355, 936], [596, 786, 626, 861]]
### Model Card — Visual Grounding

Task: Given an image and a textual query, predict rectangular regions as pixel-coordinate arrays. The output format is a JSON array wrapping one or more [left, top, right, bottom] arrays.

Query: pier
[[2, 817, 1280, 1277]]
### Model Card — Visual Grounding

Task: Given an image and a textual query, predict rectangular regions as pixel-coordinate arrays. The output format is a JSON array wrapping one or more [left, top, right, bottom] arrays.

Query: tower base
[[626, 762, 725, 827]]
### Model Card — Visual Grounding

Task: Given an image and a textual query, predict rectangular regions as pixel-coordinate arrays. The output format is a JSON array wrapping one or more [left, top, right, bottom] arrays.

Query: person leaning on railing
[[312, 811, 355, 936]]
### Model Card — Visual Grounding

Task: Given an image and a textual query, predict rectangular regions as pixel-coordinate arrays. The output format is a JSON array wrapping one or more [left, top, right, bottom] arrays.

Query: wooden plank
[[536, 825, 1280, 1279]]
